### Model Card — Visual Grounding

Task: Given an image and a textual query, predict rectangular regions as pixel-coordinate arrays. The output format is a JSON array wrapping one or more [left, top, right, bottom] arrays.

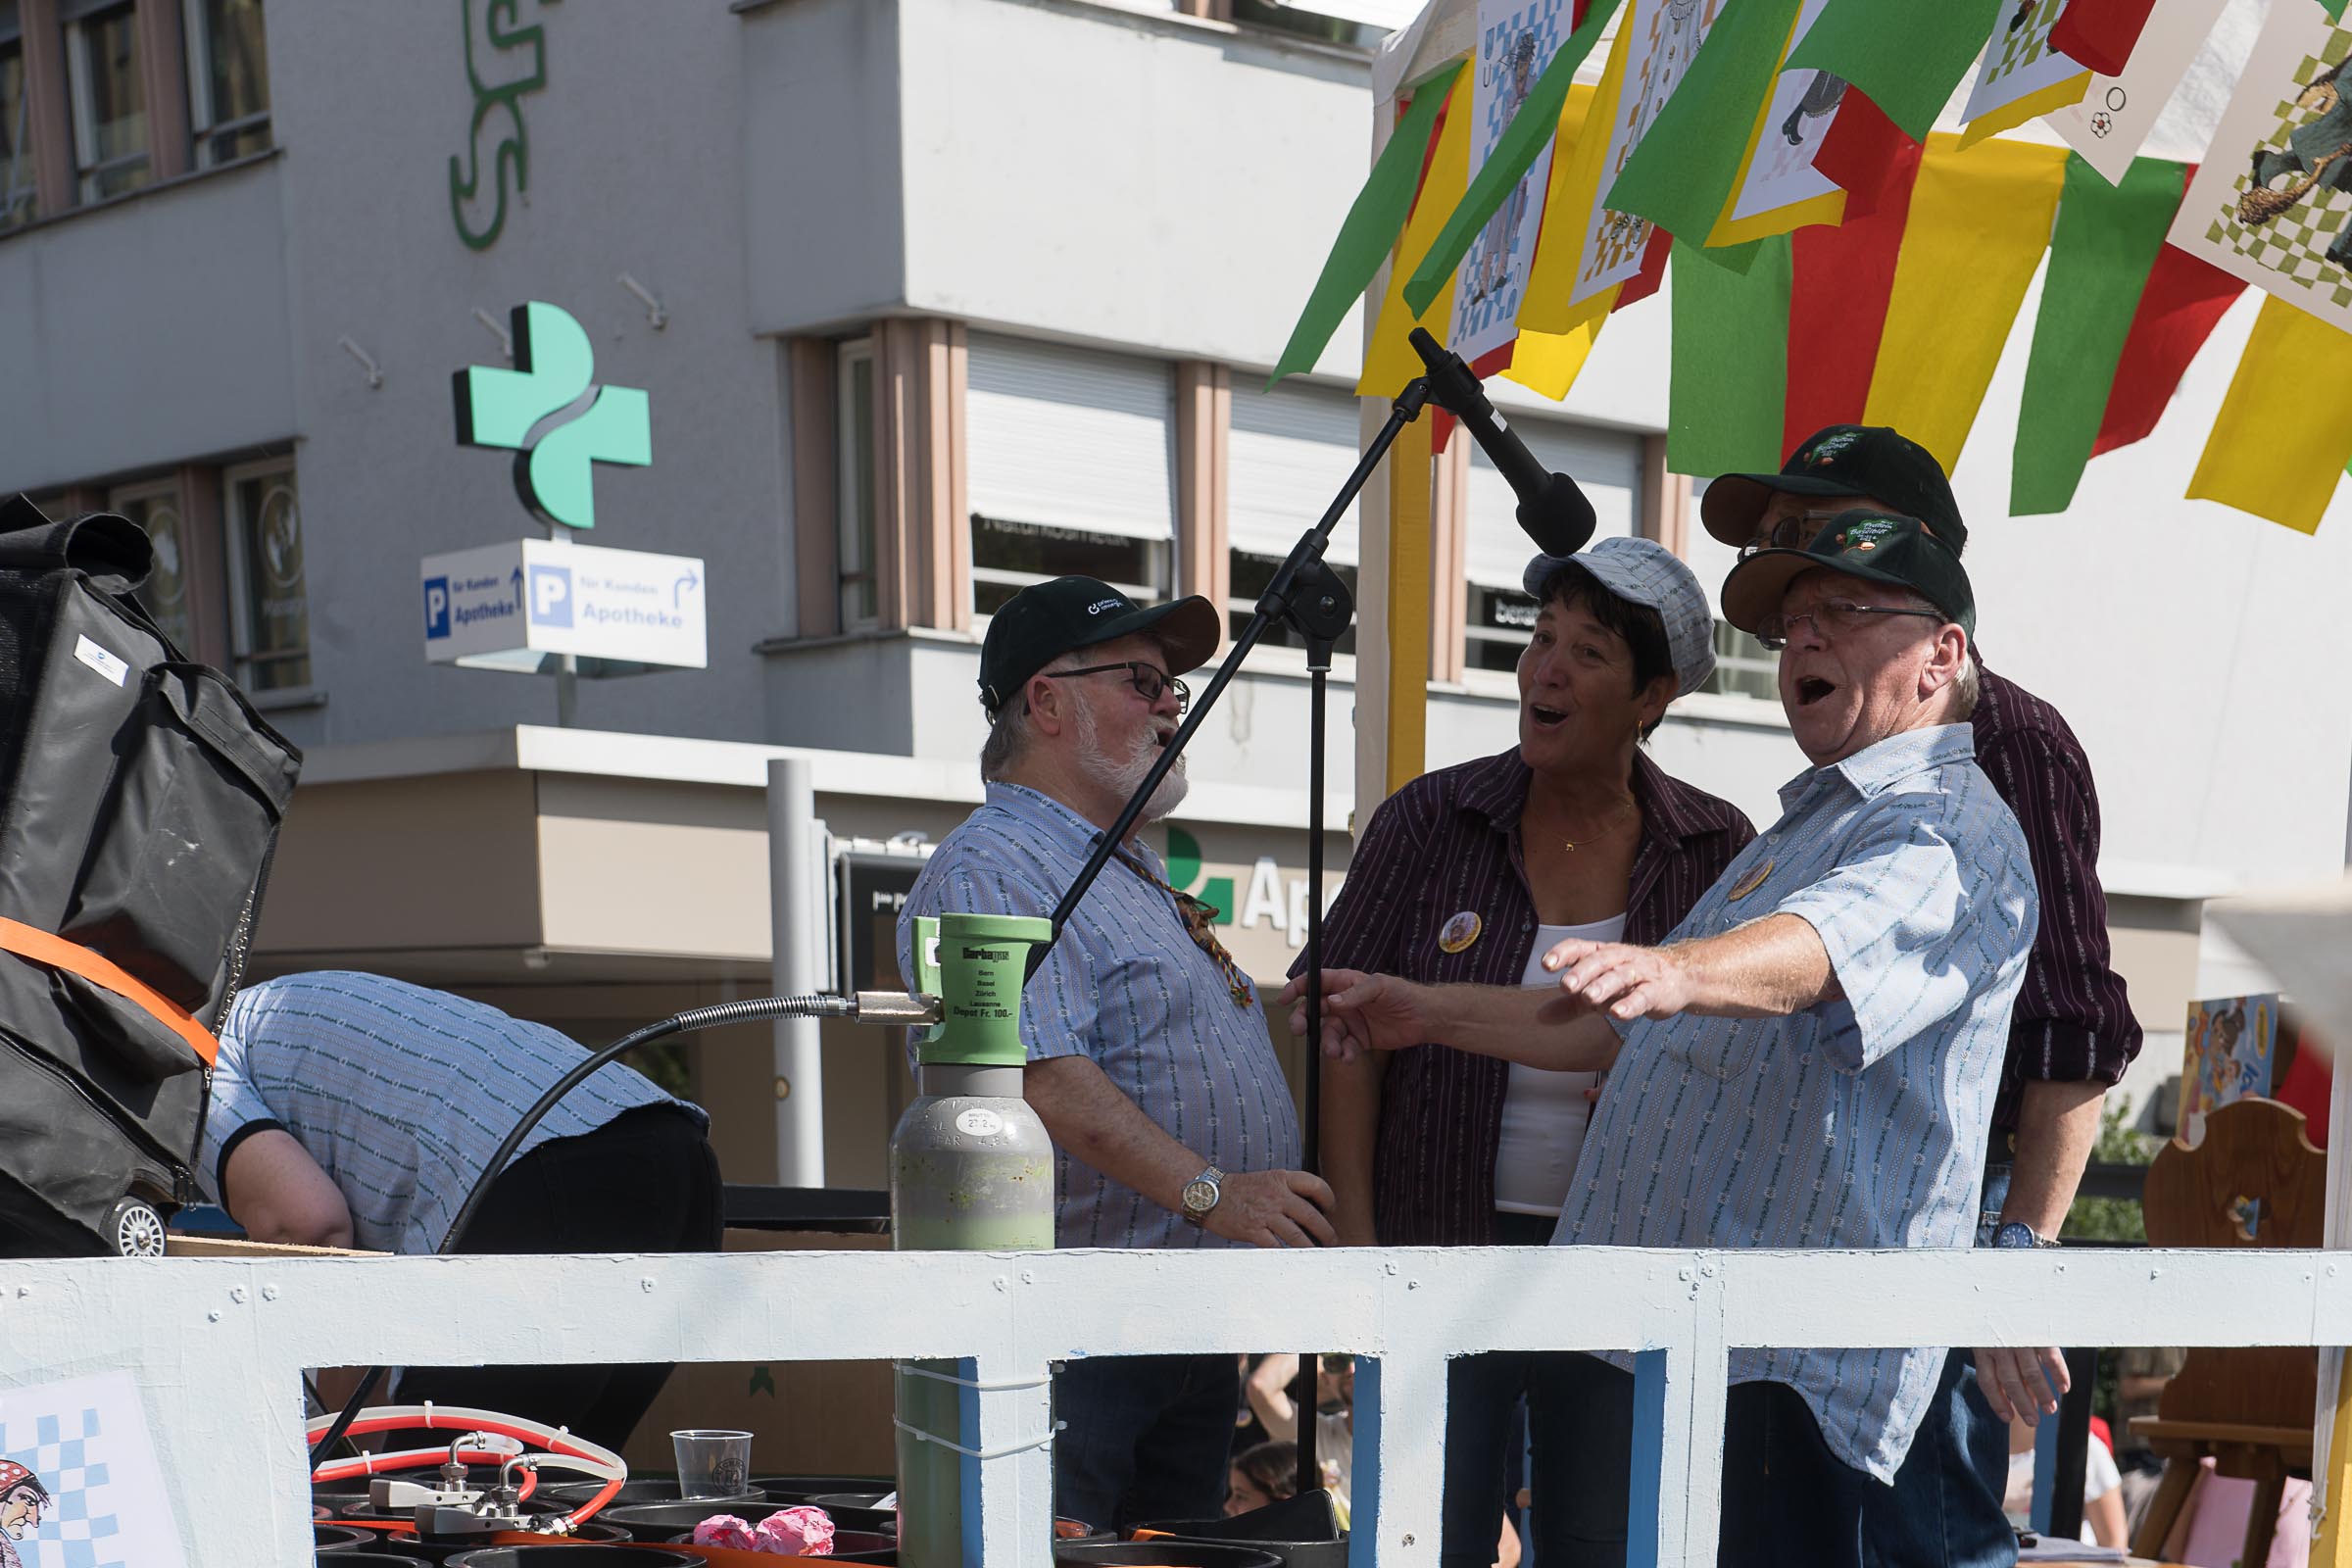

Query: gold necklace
[[1557, 796, 1638, 854]]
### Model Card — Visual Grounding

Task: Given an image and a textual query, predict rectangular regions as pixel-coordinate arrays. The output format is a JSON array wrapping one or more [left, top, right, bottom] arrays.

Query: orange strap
[[0, 914, 219, 1067]]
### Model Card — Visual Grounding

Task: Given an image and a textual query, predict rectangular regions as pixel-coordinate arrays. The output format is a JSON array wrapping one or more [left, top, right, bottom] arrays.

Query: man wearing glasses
[[1298, 514, 2037, 1564], [1702, 426, 2140, 1568], [898, 574, 1335, 1532]]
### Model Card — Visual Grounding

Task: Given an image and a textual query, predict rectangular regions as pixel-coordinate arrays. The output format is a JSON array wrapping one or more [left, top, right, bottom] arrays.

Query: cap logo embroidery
[[1086, 598, 1125, 615], [1806, 430, 1860, 466], [1838, 518, 1896, 550]]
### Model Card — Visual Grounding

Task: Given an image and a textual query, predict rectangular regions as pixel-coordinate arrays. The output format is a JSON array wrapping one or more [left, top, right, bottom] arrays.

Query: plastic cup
[[670, 1429, 755, 1499]]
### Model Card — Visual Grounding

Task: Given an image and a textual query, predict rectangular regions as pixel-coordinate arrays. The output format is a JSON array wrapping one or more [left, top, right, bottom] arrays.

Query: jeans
[[1054, 1352, 1240, 1533], [1540, 1355, 1881, 1568], [1859, 1163, 2018, 1568]]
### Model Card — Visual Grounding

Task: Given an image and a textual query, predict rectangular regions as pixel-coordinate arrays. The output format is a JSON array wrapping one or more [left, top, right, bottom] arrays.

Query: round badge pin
[[1727, 859, 1774, 901], [1438, 910, 1483, 954]]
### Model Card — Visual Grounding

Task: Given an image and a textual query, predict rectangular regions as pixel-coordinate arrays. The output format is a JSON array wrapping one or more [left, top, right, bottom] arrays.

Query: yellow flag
[[1518, 24, 1633, 337], [2188, 295, 2352, 535], [1358, 64, 1476, 399], [1862, 135, 2070, 472]]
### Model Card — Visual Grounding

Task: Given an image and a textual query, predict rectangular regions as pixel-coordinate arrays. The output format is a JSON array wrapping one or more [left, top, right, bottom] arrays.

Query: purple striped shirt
[[1972, 664, 2142, 1133], [1307, 748, 1755, 1246]]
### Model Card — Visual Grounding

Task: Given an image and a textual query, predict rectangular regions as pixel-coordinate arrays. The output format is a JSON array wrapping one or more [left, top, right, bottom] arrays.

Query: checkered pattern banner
[[2205, 28, 2352, 312], [2, 1408, 124, 1568]]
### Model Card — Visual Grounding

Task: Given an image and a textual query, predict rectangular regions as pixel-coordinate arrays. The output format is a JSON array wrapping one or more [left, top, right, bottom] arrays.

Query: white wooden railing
[[1, 1245, 2340, 1568]]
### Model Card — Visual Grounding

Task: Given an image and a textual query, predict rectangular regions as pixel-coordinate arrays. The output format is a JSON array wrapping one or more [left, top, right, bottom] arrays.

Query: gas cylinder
[[891, 911, 1056, 1568]]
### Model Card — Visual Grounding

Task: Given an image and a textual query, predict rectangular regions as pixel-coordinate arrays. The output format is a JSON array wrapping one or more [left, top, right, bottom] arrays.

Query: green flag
[[1269, 59, 1468, 385], [1784, 0, 2001, 141], [1400, 0, 1623, 319], [1602, 0, 1802, 249], [2011, 155, 2185, 515], [2331, 0, 2349, 19], [1666, 236, 1790, 478]]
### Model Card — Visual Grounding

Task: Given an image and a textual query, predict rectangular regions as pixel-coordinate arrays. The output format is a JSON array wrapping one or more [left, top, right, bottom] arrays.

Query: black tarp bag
[[0, 493, 302, 1255]]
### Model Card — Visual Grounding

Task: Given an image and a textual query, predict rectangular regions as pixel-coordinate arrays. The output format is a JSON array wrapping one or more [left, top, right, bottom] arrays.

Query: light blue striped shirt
[[1555, 725, 2037, 1481], [201, 972, 696, 1254], [898, 783, 1301, 1250]]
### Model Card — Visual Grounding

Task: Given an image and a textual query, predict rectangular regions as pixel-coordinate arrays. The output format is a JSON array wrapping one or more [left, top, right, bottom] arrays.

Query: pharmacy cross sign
[[452, 301, 651, 531]]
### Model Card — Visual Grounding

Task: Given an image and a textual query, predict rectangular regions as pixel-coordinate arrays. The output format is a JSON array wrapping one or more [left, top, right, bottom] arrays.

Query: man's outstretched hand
[[1277, 968, 1435, 1060], [1539, 939, 1696, 1023]]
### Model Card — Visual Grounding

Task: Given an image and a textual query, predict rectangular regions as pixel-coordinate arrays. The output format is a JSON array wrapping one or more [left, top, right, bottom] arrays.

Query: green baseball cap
[[978, 575, 1221, 712], [1720, 511, 1975, 639], [1701, 425, 1966, 553]]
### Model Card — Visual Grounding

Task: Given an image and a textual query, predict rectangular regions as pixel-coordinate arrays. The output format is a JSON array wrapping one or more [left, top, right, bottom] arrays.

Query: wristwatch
[[1991, 1220, 2057, 1250], [1180, 1166, 1225, 1227]]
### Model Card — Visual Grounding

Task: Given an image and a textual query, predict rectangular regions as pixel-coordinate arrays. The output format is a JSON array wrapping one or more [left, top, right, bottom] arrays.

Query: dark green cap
[[1721, 511, 1975, 639], [977, 576, 1220, 713], [1701, 425, 1965, 554]]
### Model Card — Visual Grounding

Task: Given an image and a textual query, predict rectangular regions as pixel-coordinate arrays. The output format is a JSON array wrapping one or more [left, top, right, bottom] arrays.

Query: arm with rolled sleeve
[[1773, 802, 2038, 1075]]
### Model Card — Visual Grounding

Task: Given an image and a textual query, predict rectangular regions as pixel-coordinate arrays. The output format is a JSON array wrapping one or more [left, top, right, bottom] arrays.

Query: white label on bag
[[74, 635, 129, 687], [956, 1107, 1005, 1139]]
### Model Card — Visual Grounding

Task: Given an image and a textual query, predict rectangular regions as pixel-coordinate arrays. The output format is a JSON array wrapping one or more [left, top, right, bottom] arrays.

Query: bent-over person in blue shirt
[[900, 575, 1333, 1534], [1291, 514, 2036, 1568]]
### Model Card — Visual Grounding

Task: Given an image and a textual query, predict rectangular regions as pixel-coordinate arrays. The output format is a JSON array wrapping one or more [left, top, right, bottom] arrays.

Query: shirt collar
[[984, 780, 1160, 867], [1778, 723, 1976, 809]]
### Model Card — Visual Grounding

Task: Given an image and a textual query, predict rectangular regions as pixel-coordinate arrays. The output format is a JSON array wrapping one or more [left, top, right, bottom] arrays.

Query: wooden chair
[[2128, 1097, 2326, 1568]]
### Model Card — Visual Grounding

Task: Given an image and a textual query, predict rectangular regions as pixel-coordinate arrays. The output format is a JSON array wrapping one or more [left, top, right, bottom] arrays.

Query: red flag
[[1814, 92, 1917, 222], [2090, 244, 2245, 458], [1784, 135, 1925, 457], [1613, 226, 1673, 313], [2049, 0, 2159, 78]]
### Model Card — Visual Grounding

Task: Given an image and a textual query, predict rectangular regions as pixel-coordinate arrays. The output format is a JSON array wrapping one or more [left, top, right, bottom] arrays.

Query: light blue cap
[[1522, 535, 1716, 700]]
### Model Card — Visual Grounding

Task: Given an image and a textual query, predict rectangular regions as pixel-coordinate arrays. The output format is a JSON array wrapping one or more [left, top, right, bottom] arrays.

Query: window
[[0, 4, 34, 229], [1464, 415, 1640, 672], [835, 337, 879, 630], [1229, 0, 1388, 46], [65, 0, 148, 203], [965, 334, 1175, 619], [183, 0, 269, 167], [221, 459, 308, 692], [1228, 380, 1361, 657], [109, 477, 196, 653], [1683, 480, 1780, 703]]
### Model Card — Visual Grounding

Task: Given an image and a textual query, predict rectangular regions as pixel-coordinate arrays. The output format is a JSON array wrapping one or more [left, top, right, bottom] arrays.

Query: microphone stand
[[1023, 375, 1432, 1505]]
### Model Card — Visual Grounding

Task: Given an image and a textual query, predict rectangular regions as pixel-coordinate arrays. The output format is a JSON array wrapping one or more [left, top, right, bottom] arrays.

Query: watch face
[[1991, 1221, 2039, 1250], [1183, 1178, 1217, 1213]]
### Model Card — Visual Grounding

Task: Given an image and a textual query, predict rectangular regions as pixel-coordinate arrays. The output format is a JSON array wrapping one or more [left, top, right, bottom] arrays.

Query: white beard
[[1075, 699, 1189, 823]]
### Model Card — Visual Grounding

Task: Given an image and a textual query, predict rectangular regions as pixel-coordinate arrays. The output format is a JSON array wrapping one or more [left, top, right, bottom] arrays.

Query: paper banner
[[1566, 0, 1729, 312], [1961, 0, 2093, 145], [1600, 0, 1802, 249], [2169, 7, 2352, 335], [2049, 0, 2231, 184], [2049, 0, 2160, 76], [2188, 291, 2352, 533], [1784, 134, 1925, 453], [1784, 0, 2002, 142], [0, 1372, 190, 1568], [1667, 237, 1792, 475], [1711, 0, 1850, 245], [1452, 0, 1577, 368], [1360, 67, 1475, 398], [2090, 241, 2246, 457]]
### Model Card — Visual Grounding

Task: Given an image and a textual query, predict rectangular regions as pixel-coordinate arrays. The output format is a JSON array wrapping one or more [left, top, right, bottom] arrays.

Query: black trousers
[[391, 1104, 722, 1452]]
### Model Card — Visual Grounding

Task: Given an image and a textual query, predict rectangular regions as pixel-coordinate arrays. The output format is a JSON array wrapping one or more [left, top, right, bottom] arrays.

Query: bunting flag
[[2012, 156, 2187, 514], [1706, 0, 1851, 246], [2188, 293, 2352, 532], [1517, 21, 1632, 335], [1451, 1, 1584, 370], [1359, 62, 1476, 398], [1865, 137, 2071, 467], [1812, 89, 1915, 220], [1958, 0, 2093, 149], [1784, 0, 2002, 140], [1399, 0, 1621, 319], [2049, 0, 2232, 184], [1784, 132, 1923, 451], [2090, 242, 2246, 457], [1600, 0, 1803, 251], [1666, 237, 1792, 475], [2047, 0, 2158, 77], [1268, 59, 1467, 385]]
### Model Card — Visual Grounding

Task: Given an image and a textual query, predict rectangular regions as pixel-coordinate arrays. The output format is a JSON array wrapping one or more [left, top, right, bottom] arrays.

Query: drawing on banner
[[0, 1376, 185, 1568], [1963, 0, 2085, 128], [2050, 0, 2233, 184], [2175, 12, 2352, 321], [1571, 0, 1725, 306], [1453, 0, 1569, 367], [1727, 0, 1842, 223]]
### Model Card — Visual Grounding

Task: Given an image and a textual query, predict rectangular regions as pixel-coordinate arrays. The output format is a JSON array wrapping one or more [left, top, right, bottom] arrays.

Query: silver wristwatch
[[1180, 1165, 1225, 1226]]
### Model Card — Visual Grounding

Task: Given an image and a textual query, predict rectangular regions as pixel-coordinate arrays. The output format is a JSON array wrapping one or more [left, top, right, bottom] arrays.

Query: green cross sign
[[453, 301, 651, 530]]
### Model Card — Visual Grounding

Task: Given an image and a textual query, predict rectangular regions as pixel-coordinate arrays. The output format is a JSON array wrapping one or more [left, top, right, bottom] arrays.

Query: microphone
[[1408, 327, 1597, 558]]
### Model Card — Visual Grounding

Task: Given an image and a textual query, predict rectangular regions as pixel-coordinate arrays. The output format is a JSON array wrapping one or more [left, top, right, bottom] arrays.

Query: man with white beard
[[898, 574, 1332, 1532]]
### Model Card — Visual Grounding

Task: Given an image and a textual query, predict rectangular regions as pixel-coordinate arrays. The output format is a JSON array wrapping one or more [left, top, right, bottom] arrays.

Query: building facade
[[2, 0, 2342, 1179]]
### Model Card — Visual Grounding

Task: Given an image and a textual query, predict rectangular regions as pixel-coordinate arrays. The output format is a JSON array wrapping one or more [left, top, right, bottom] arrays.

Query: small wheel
[[107, 1198, 166, 1258]]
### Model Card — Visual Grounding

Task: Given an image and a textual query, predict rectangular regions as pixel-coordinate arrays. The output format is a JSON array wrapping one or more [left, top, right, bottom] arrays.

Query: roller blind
[[1230, 381, 1362, 569], [966, 333, 1175, 542], [1465, 417, 1640, 589]]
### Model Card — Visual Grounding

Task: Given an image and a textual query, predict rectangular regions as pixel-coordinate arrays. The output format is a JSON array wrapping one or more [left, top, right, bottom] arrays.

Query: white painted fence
[[3, 1245, 2340, 1568]]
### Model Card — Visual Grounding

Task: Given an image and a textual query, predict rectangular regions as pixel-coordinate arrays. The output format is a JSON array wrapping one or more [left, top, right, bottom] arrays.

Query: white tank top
[[1494, 913, 1627, 1217]]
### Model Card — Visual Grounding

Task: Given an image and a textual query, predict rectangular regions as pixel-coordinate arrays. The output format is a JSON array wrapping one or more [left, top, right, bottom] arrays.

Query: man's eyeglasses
[[1042, 661, 1191, 713], [1754, 600, 1943, 651], [1739, 509, 1850, 557]]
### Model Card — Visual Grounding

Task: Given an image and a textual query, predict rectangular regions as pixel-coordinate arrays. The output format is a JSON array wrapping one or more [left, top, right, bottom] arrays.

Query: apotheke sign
[[422, 538, 707, 670]]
